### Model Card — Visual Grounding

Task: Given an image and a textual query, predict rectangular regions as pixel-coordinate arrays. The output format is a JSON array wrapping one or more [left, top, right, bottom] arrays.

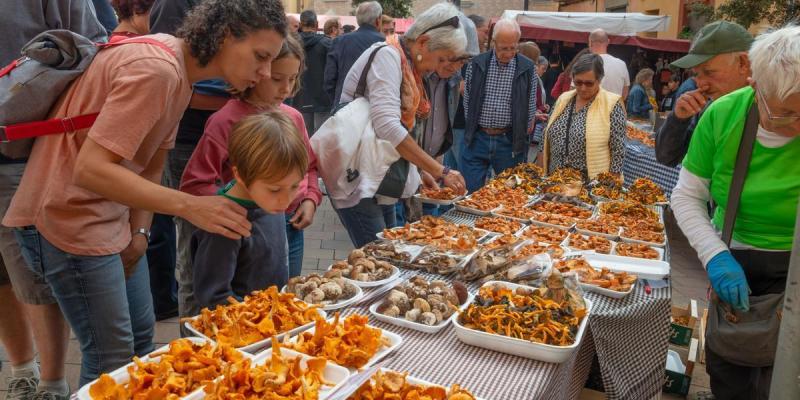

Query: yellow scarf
[[386, 35, 430, 130], [543, 89, 621, 179]]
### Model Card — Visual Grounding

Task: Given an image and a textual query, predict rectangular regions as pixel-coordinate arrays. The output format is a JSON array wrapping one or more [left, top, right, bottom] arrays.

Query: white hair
[[749, 25, 800, 102], [356, 1, 382, 27], [492, 18, 520, 40], [405, 2, 466, 54]]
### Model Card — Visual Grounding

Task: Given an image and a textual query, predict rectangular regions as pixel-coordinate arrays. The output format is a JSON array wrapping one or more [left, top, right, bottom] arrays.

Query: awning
[[287, 14, 414, 34], [514, 23, 690, 53], [501, 10, 670, 36]]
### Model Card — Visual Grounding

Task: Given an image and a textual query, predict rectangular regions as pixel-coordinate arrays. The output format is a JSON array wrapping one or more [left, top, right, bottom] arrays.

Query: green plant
[[351, 0, 413, 18]]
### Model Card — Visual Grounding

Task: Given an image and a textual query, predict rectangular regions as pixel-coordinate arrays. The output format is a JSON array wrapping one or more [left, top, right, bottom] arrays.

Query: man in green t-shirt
[[671, 26, 800, 399]]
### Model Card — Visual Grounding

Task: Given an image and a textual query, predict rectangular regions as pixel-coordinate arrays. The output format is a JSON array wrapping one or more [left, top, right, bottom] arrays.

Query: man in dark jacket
[[295, 10, 332, 136], [461, 18, 537, 192], [323, 1, 384, 109], [655, 21, 753, 167]]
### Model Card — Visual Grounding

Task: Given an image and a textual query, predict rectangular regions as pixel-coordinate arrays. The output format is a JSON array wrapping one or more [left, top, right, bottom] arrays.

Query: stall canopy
[[501, 10, 670, 36], [515, 23, 690, 53], [287, 14, 413, 33]]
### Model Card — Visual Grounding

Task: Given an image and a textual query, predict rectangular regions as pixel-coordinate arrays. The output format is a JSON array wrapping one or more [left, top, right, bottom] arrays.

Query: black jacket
[[655, 106, 705, 167], [323, 24, 384, 110], [295, 31, 332, 113], [464, 51, 537, 155]]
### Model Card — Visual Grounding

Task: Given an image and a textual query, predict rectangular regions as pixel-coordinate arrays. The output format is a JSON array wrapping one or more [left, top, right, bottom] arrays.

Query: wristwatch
[[133, 228, 151, 241], [438, 166, 451, 184]]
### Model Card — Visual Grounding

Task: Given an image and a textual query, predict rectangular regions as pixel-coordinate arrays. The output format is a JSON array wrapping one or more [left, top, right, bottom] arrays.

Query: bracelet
[[133, 228, 151, 241]]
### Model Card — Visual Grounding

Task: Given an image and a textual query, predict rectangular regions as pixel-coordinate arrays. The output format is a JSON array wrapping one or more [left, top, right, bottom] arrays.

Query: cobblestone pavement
[[0, 199, 712, 398]]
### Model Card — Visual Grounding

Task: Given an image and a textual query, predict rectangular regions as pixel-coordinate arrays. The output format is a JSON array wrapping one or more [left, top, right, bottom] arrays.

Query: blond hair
[[228, 111, 308, 186]]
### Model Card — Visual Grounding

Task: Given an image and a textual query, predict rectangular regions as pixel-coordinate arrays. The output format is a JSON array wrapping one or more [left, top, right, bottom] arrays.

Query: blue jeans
[[443, 128, 465, 171], [394, 202, 405, 226], [14, 228, 155, 386], [422, 203, 439, 216], [285, 213, 303, 278], [460, 130, 527, 193], [334, 198, 397, 248]]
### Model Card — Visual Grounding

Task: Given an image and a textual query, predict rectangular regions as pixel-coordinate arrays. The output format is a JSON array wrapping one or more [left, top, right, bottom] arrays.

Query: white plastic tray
[[284, 319, 403, 371], [77, 337, 242, 400], [491, 205, 537, 224], [529, 217, 576, 231], [184, 308, 326, 354], [563, 233, 615, 255], [362, 242, 427, 264], [620, 230, 667, 248], [574, 224, 622, 241], [369, 293, 473, 334], [454, 196, 498, 216], [193, 347, 351, 400], [612, 243, 665, 262], [573, 276, 635, 299], [327, 264, 401, 288], [413, 193, 465, 205], [453, 281, 592, 363], [281, 284, 364, 311], [517, 224, 570, 245], [582, 253, 669, 280]]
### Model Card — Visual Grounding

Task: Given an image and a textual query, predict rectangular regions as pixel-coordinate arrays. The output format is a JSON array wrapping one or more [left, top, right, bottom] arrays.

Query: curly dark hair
[[110, 0, 156, 20], [176, 0, 288, 67]]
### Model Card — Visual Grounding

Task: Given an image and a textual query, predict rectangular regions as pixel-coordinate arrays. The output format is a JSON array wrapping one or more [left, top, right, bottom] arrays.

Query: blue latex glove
[[707, 251, 750, 311]]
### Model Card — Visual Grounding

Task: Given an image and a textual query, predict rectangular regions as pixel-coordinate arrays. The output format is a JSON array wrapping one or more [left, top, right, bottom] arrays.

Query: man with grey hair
[[655, 21, 753, 167], [589, 28, 630, 100], [323, 1, 384, 109], [460, 18, 537, 192]]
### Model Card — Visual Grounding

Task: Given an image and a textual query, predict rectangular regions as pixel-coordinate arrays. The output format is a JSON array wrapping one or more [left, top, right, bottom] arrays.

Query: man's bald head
[[493, 18, 521, 64], [589, 29, 609, 53]]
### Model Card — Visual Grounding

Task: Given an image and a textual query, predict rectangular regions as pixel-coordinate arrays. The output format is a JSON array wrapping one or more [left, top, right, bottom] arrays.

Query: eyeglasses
[[757, 88, 800, 126], [573, 79, 597, 87], [420, 15, 460, 37]]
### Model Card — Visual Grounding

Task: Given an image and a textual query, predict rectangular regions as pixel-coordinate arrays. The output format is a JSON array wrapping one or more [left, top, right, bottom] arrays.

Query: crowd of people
[[0, 1, 798, 399]]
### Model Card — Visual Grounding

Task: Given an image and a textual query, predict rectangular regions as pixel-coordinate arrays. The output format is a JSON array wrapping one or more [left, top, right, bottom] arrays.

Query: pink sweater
[[179, 100, 322, 213]]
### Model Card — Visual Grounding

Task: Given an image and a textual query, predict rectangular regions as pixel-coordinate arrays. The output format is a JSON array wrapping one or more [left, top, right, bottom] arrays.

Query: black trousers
[[706, 249, 789, 400]]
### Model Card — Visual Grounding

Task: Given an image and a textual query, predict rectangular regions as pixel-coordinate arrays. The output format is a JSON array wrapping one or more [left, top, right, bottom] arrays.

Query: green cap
[[671, 21, 753, 69]]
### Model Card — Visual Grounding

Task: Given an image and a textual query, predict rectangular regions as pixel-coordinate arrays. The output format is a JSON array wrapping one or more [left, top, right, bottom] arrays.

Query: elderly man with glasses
[[655, 21, 753, 167], [671, 25, 800, 399], [460, 18, 537, 192]]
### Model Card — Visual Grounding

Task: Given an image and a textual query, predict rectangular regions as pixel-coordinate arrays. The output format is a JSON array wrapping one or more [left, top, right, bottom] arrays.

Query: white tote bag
[[311, 97, 401, 202]]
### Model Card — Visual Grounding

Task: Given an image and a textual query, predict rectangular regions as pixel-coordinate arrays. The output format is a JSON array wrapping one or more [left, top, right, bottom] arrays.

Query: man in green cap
[[655, 20, 753, 167]]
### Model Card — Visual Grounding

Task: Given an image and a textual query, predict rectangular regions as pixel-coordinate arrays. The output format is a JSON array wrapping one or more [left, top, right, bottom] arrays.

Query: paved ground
[[0, 199, 712, 399]]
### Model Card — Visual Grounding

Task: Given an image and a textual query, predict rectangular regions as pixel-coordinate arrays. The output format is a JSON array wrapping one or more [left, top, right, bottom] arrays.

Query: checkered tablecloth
[[420, 210, 671, 399], [623, 139, 682, 199]]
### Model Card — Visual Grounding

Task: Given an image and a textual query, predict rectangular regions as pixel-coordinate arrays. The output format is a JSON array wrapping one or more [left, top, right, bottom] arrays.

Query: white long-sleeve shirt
[[338, 43, 420, 207]]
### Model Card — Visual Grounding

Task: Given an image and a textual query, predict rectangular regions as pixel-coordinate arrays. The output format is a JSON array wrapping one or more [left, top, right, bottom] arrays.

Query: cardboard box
[[663, 338, 699, 396], [670, 299, 699, 346]]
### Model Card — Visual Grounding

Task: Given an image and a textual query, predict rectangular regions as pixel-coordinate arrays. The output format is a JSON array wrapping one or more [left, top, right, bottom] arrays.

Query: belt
[[480, 126, 511, 135]]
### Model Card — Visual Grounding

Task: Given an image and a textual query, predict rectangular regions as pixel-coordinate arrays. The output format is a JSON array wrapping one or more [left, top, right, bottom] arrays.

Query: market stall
[[78, 166, 673, 400]]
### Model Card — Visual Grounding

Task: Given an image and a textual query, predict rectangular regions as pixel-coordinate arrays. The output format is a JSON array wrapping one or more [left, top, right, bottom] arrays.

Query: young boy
[[191, 111, 308, 312]]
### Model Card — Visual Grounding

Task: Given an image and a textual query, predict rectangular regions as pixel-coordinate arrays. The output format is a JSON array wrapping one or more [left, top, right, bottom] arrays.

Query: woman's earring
[[416, 53, 423, 62]]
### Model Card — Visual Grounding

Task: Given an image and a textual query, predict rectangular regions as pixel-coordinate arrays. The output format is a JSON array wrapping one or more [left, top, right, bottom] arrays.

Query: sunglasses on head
[[420, 15, 460, 36]]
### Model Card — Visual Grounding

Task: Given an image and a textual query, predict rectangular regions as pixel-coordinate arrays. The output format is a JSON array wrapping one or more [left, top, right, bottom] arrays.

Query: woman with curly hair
[[4, 0, 289, 387], [109, 0, 156, 40]]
